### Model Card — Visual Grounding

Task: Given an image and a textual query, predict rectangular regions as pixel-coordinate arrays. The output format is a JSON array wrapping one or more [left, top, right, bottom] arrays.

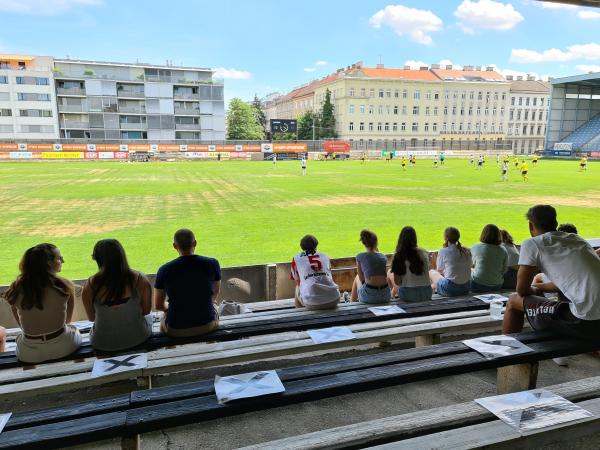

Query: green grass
[[0, 158, 598, 284]]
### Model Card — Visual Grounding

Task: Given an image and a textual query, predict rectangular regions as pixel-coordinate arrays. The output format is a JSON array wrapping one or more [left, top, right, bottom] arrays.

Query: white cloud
[[439, 59, 463, 70], [576, 64, 600, 73], [0, 0, 102, 14], [213, 68, 252, 80], [578, 10, 600, 19], [303, 67, 316, 73], [403, 59, 464, 70], [487, 63, 551, 81], [370, 4, 443, 45], [511, 43, 600, 63], [538, 2, 578, 9], [454, 0, 523, 34], [403, 60, 428, 69], [315, 60, 328, 66]]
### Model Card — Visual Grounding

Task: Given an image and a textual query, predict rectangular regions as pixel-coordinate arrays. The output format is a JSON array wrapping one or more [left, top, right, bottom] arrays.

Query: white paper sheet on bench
[[72, 320, 94, 331], [215, 370, 285, 404], [307, 326, 355, 344], [476, 389, 593, 432], [4, 342, 16, 352], [462, 335, 533, 360], [0, 413, 11, 435], [91, 353, 148, 378], [368, 305, 406, 316], [474, 294, 509, 304]]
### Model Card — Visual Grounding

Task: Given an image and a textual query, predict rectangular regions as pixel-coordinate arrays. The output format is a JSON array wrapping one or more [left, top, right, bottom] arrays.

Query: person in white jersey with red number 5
[[290, 235, 340, 310]]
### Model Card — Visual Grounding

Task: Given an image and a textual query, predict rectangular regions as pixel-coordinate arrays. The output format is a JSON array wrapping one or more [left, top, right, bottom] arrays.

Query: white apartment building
[[0, 55, 59, 140], [506, 76, 550, 154]]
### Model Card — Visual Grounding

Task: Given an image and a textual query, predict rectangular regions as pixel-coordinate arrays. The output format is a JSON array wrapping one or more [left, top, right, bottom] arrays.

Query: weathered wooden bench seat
[[2, 330, 599, 449]]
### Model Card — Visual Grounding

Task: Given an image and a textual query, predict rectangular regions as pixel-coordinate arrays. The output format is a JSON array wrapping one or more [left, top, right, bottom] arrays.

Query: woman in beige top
[[4, 243, 81, 363]]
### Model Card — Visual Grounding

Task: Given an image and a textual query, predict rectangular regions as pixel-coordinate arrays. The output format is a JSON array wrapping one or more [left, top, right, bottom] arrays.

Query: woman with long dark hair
[[429, 227, 472, 297], [471, 224, 508, 293], [388, 226, 432, 302], [82, 239, 152, 351], [4, 244, 81, 363], [351, 229, 391, 304]]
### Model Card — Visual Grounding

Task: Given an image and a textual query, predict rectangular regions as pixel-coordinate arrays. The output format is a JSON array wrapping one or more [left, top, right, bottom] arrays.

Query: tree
[[251, 94, 267, 133], [318, 89, 337, 139], [226, 98, 265, 140], [272, 132, 295, 141], [297, 111, 317, 140]]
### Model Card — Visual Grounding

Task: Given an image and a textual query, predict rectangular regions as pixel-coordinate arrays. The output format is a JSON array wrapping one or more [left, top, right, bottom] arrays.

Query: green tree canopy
[[297, 111, 317, 140], [318, 89, 337, 139], [251, 94, 267, 133], [226, 98, 265, 140]]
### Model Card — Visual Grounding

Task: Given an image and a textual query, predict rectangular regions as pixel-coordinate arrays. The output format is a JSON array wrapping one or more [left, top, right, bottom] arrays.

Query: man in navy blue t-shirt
[[154, 229, 221, 337]]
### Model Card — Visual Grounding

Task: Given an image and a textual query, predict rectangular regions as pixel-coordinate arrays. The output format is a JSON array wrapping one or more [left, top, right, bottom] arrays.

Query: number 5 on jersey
[[308, 255, 322, 271]]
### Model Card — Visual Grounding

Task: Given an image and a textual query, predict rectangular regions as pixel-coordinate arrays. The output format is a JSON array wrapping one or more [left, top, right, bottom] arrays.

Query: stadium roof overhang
[[539, 0, 600, 7], [551, 73, 600, 88]]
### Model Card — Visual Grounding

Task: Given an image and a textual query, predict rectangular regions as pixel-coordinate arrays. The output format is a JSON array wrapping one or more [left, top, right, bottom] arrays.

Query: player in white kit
[[272, 153, 277, 166], [433, 155, 438, 168], [301, 156, 307, 176], [501, 160, 508, 181]]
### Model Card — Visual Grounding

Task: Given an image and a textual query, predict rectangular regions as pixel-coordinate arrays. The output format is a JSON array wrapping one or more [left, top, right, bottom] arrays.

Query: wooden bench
[[2, 330, 599, 449], [0, 294, 491, 370], [240, 376, 600, 450], [0, 308, 506, 401]]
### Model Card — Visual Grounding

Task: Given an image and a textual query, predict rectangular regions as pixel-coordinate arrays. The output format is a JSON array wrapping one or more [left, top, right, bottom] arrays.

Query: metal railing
[[117, 90, 145, 98], [58, 104, 88, 112], [118, 106, 146, 114], [119, 122, 147, 130], [60, 121, 89, 129], [57, 88, 86, 96], [175, 123, 201, 130], [174, 107, 200, 115]]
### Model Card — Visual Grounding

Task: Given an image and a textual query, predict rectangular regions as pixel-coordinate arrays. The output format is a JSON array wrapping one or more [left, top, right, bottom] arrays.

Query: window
[[451, 123, 455, 131], [522, 125, 527, 135], [538, 110, 543, 120], [386, 89, 391, 98], [454, 91, 458, 99], [17, 93, 51, 101], [401, 122, 406, 131], [402, 90, 408, 99], [412, 106, 419, 115], [443, 106, 448, 115], [442, 122, 447, 132], [0, 75, 7, 84], [369, 105, 374, 114], [379, 89, 384, 98], [393, 106, 398, 115], [494, 92, 498, 101], [432, 123, 437, 132], [393, 122, 398, 132], [394, 89, 399, 98], [502, 93, 506, 101], [426, 91, 431, 100], [468, 107, 473, 116], [0, 108, 11, 116], [537, 125, 542, 135], [500, 107, 505, 117], [510, 110, 514, 120], [424, 123, 429, 132], [540, 98, 544, 106], [19, 109, 52, 117], [469, 91, 475, 100], [377, 122, 382, 131], [492, 108, 496, 116], [476, 107, 481, 116], [460, 107, 464, 116], [378, 105, 383, 114], [349, 104, 355, 114], [360, 88, 366, 97], [402, 106, 407, 115], [524, 111, 529, 120], [412, 122, 418, 132], [425, 106, 430, 115], [452, 106, 456, 115], [16, 76, 49, 85], [369, 122, 373, 131], [434, 91, 439, 100], [359, 122, 364, 131], [525, 97, 530, 106], [478, 92, 482, 101], [517, 110, 521, 120], [511, 97, 515, 106], [461, 92, 466, 100], [433, 107, 438, 116], [533, 97, 537, 106], [348, 88, 355, 97], [384, 122, 389, 131], [413, 90, 420, 100], [467, 123, 472, 131], [518, 97, 522, 106], [386, 105, 390, 114], [445, 91, 450, 99], [360, 104, 365, 114], [369, 88, 375, 98]]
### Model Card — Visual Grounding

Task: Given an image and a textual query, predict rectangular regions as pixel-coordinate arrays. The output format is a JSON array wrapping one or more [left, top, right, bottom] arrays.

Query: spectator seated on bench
[[500, 229, 520, 290], [389, 226, 432, 302], [0, 326, 5, 352], [470, 224, 508, 293], [291, 235, 340, 310], [351, 229, 391, 304], [504, 205, 600, 341], [3, 243, 82, 363], [429, 227, 471, 297], [154, 228, 221, 338], [82, 239, 153, 352]]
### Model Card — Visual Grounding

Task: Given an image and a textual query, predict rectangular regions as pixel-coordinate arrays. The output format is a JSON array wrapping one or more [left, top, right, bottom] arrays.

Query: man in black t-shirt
[[155, 229, 221, 337]]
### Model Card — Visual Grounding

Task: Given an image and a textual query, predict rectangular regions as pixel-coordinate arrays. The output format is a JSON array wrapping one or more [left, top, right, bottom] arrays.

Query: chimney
[[356, 61, 363, 68], [527, 75, 536, 81], [517, 76, 523, 81], [351, 64, 356, 68], [446, 64, 453, 70], [376, 63, 384, 69], [463, 65, 473, 71], [506, 75, 513, 81], [486, 66, 494, 71], [403, 65, 411, 70], [420, 66, 428, 71], [431, 63, 440, 69], [475, 66, 482, 71]]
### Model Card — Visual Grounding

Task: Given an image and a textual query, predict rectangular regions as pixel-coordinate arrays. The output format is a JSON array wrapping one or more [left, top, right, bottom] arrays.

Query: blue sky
[[1, 0, 599, 103]]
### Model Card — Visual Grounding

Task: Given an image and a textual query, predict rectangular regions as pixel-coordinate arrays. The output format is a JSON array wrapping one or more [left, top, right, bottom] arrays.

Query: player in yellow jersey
[[401, 156, 407, 170], [520, 159, 529, 181], [514, 157, 519, 169], [580, 156, 588, 171], [386, 152, 392, 162], [411, 155, 416, 166], [532, 154, 539, 167]]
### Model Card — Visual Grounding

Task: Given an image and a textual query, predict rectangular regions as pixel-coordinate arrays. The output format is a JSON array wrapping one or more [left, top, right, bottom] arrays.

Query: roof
[[430, 68, 506, 82], [509, 80, 550, 93], [54, 58, 212, 72], [551, 72, 600, 87], [350, 67, 439, 81]]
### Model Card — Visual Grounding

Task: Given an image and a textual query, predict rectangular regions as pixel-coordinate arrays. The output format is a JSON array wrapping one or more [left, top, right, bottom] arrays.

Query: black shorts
[[524, 295, 600, 340], [522, 171, 528, 175]]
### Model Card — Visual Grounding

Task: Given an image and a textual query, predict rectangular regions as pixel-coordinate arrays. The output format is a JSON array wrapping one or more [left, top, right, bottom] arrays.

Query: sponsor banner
[[150, 144, 159, 152], [394, 150, 438, 157], [186, 152, 208, 158], [18, 143, 27, 150], [179, 145, 188, 152], [216, 144, 236, 151], [235, 144, 243, 152], [264, 152, 304, 160], [208, 152, 230, 158], [85, 152, 99, 159], [554, 142, 573, 151], [0, 143, 18, 151], [273, 143, 308, 153], [87, 144, 96, 151], [545, 150, 572, 157], [261, 143, 273, 153], [229, 152, 249, 159], [115, 152, 128, 159], [129, 144, 150, 151], [28, 143, 54, 151], [53, 143, 62, 151], [0, 153, 9, 159], [591, 151, 600, 159], [208, 145, 216, 152], [99, 152, 115, 159], [188, 145, 209, 151], [62, 144, 87, 151], [120, 144, 128, 152], [10, 152, 33, 159], [244, 144, 261, 152], [323, 141, 351, 152], [97, 144, 120, 151], [270, 119, 297, 133], [41, 152, 84, 159], [157, 144, 180, 151]]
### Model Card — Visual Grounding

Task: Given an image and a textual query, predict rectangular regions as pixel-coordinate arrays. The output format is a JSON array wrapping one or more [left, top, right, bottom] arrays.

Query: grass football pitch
[[0, 158, 598, 284]]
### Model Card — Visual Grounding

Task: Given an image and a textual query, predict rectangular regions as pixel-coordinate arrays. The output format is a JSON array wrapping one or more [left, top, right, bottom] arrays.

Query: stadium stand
[[1, 331, 600, 449], [558, 112, 600, 149]]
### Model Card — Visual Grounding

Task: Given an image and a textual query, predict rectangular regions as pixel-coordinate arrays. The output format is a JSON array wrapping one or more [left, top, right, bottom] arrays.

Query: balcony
[[175, 123, 201, 130], [119, 122, 147, 130], [174, 92, 197, 100], [118, 106, 146, 114], [60, 121, 89, 129], [58, 104, 87, 112], [57, 87, 86, 96], [174, 107, 200, 115], [117, 90, 145, 98]]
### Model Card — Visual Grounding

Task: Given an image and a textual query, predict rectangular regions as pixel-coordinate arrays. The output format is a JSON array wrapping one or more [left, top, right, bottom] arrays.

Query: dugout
[[546, 73, 600, 158]]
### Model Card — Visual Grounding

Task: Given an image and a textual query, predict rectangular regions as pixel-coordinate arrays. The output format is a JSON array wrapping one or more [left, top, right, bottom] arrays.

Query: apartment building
[[506, 76, 550, 154], [0, 55, 59, 140], [53, 59, 225, 141]]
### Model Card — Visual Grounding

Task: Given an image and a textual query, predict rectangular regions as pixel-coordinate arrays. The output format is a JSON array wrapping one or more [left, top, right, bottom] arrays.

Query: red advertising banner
[[84, 152, 99, 159], [26, 143, 54, 150], [157, 144, 180, 151], [96, 144, 120, 151], [323, 141, 351, 152], [229, 152, 249, 159], [591, 151, 600, 159], [115, 152, 129, 159], [273, 143, 308, 153], [62, 144, 87, 151], [0, 143, 18, 151], [0, 153, 9, 159]]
